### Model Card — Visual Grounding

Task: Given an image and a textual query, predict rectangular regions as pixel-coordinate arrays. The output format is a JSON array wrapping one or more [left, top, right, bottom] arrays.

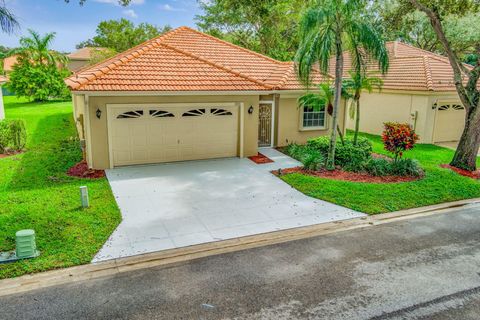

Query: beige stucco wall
[[346, 91, 433, 143], [83, 94, 259, 169], [345, 91, 465, 144], [76, 92, 340, 169], [276, 95, 345, 147]]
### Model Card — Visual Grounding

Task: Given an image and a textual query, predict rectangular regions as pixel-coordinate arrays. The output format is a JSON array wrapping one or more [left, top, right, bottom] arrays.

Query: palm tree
[[11, 29, 67, 67], [0, 2, 19, 34], [295, 0, 389, 169], [343, 71, 383, 145]]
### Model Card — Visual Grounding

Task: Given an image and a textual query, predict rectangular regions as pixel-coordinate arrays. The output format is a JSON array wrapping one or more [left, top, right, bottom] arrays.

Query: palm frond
[[0, 3, 19, 34]]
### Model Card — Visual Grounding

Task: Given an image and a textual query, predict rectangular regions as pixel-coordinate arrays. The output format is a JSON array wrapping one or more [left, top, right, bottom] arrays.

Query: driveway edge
[[1, 198, 479, 297]]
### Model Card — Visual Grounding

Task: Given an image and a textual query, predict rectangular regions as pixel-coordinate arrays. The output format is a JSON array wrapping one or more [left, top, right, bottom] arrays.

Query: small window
[[302, 106, 325, 128], [150, 110, 174, 118], [182, 109, 206, 117], [438, 105, 450, 111], [211, 108, 233, 116], [117, 110, 143, 119], [452, 104, 465, 110]]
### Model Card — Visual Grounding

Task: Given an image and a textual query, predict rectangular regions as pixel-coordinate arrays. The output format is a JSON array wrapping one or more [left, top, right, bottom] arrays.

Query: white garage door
[[108, 104, 239, 167], [434, 103, 466, 143]]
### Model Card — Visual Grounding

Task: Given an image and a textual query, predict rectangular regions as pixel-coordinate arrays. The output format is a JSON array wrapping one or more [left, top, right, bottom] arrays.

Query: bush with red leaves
[[382, 122, 419, 160]]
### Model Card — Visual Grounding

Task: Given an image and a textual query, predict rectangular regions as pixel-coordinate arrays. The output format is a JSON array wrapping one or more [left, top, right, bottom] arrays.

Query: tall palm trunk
[[353, 90, 361, 145], [450, 106, 480, 171], [327, 28, 344, 170]]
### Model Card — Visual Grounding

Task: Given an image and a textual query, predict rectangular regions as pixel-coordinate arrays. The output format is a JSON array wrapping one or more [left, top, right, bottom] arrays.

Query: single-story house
[[66, 47, 108, 72], [341, 41, 468, 144], [66, 27, 336, 170], [0, 75, 6, 120]]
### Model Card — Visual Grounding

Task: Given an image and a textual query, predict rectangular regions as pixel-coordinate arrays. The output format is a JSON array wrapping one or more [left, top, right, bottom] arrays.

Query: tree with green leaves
[[196, 0, 311, 61], [402, 0, 480, 171], [376, 1, 480, 62], [0, 1, 19, 34], [295, 0, 389, 169], [76, 19, 171, 53], [343, 71, 384, 145], [7, 30, 70, 101], [10, 29, 67, 67]]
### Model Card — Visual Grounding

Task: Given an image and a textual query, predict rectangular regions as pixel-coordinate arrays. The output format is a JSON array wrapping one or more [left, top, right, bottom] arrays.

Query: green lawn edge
[[0, 96, 121, 279], [281, 131, 480, 214]]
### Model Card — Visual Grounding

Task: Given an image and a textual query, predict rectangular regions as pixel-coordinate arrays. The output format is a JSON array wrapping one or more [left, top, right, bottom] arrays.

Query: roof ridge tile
[[423, 56, 435, 91]]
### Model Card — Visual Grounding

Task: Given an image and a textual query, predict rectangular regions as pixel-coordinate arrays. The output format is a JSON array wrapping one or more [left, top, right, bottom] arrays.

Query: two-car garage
[[107, 103, 239, 167]]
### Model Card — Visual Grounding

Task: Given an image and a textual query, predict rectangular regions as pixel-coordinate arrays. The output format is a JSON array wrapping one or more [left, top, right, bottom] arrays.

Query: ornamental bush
[[382, 122, 419, 160], [307, 136, 372, 168], [7, 62, 71, 102], [0, 119, 27, 153]]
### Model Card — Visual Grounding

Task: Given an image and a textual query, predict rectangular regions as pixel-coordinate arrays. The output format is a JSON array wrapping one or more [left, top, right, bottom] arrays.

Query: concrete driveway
[[94, 148, 364, 262]]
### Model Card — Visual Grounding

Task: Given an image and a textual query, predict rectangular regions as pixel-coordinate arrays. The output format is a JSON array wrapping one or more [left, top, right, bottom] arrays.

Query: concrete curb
[[1, 198, 479, 297]]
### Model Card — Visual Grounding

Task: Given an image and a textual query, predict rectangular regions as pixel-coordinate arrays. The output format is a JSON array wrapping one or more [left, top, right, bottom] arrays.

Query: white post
[[0, 85, 5, 120], [80, 186, 89, 208]]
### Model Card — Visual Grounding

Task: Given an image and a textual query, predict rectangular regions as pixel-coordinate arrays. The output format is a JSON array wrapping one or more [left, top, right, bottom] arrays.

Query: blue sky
[[0, 0, 201, 52]]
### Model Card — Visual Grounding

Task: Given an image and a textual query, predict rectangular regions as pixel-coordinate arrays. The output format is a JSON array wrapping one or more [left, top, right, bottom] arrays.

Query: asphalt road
[[1, 205, 480, 320]]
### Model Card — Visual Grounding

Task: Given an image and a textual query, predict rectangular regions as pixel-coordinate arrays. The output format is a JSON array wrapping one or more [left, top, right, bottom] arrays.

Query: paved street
[[1, 205, 480, 319]]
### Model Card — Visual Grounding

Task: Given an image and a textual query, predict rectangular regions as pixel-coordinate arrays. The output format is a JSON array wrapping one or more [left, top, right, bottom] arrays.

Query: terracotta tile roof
[[333, 41, 470, 92], [67, 47, 108, 61], [66, 26, 327, 92]]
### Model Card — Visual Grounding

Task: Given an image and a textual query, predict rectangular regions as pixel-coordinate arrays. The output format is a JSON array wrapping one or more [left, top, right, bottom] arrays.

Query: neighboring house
[[66, 27, 336, 170], [0, 75, 6, 120], [341, 41, 468, 144], [2, 54, 18, 73], [67, 47, 108, 72]]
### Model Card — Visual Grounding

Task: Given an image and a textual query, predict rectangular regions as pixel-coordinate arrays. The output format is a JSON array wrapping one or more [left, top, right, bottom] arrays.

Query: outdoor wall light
[[96, 108, 102, 119], [248, 105, 254, 114]]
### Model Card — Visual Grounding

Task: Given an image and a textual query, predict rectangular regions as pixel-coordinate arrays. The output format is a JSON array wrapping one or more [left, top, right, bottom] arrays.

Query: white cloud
[[122, 9, 138, 18], [93, 0, 145, 6], [158, 3, 185, 11]]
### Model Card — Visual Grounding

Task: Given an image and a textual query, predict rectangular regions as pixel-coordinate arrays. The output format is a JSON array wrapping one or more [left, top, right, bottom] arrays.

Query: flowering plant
[[382, 122, 419, 160]]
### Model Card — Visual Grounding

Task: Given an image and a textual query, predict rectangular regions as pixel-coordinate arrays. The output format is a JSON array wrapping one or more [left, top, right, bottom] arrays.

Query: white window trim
[[299, 105, 327, 131]]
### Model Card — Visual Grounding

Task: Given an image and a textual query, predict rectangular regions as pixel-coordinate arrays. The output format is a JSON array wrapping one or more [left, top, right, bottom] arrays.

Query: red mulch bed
[[0, 151, 24, 159], [248, 152, 274, 164], [273, 166, 422, 183], [67, 161, 105, 179], [440, 164, 480, 179]]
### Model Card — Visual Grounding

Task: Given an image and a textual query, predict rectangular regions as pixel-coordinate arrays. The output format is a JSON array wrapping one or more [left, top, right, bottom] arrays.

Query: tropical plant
[[343, 71, 384, 145], [0, 1, 19, 34], [10, 29, 68, 67], [295, 0, 389, 169], [382, 122, 419, 161]]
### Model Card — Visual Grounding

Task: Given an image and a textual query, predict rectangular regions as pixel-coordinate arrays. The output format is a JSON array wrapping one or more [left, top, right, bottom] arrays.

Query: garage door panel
[[434, 103, 466, 143], [109, 104, 238, 166]]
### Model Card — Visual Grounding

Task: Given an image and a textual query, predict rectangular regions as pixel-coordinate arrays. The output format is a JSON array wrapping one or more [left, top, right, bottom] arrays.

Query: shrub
[[285, 143, 304, 161], [300, 149, 324, 171], [307, 136, 373, 170], [7, 62, 71, 102], [0, 119, 27, 153], [390, 158, 423, 177], [364, 158, 392, 176], [382, 122, 419, 160]]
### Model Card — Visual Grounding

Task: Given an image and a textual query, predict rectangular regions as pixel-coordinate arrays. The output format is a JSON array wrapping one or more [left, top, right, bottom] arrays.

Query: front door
[[258, 103, 272, 147]]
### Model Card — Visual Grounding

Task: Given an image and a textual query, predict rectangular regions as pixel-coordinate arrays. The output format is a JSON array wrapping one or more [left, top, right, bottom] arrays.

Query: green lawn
[[281, 132, 480, 214], [0, 96, 121, 279]]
